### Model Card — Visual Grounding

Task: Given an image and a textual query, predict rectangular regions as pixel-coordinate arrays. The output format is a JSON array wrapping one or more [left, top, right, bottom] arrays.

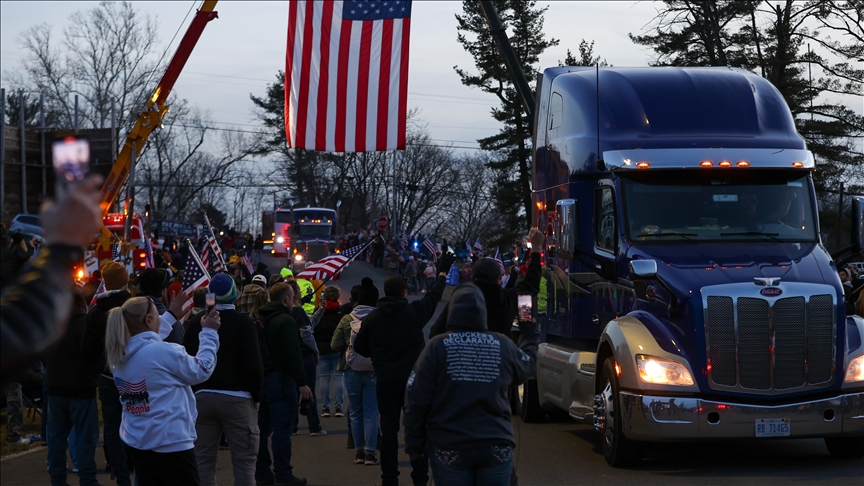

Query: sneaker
[[364, 452, 379, 466], [309, 429, 328, 436], [5, 438, 31, 446], [321, 408, 330, 417], [274, 477, 307, 486], [256, 478, 275, 486], [334, 409, 344, 417], [354, 451, 366, 464]]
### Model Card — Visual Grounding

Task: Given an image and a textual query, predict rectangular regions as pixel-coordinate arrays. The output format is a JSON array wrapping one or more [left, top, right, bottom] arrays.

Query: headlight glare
[[294, 254, 303, 261], [846, 355, 864, 383], [636, 354, 694, 386], [276, 236, 285, 244]]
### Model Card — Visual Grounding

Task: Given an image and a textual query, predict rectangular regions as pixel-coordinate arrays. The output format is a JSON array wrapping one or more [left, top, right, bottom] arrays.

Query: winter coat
[[331, 305, 376, 372], [353, 275, 446, 384], [403, 285, 539, 460], [314, 301, 343, 355], [257, 302, 306, 386], [113, 327, 219, 453], [45, 308, 97, 399]]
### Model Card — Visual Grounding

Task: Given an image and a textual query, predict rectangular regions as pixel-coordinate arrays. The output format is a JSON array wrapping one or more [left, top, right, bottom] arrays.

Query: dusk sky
[[1, 1, 661, 151]]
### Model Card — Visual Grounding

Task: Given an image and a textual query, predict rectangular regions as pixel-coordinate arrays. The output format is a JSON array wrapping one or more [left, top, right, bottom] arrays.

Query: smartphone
[[206, 293, 216, 312], [517, 294, 532, 321], [52, 136, 90, 199]]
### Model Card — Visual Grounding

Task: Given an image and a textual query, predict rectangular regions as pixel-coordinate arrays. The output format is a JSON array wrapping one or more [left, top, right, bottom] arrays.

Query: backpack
[[345, 315, 373, 372], [254, 319, 273, 372]]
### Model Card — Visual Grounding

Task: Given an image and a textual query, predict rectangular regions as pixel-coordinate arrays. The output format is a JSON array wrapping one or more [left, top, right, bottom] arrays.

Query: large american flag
[[285, 0, 412, 152], [295, 241, 368, 280], [182, 245, 211, 311]]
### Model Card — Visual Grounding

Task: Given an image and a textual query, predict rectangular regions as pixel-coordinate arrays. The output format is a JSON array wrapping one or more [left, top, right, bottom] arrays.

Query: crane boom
[[99, 0, 218, 217]]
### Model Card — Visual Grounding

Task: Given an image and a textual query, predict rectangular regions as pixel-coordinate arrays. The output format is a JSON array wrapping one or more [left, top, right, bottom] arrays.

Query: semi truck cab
[[522, 66, 864, 466]]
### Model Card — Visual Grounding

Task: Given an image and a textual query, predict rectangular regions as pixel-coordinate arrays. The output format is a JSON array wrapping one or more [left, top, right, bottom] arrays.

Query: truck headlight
[[636, 355, 694, 386], [295, 254, 303, 261], [846, 355, 864, 383], [276, 236, 285, 244]]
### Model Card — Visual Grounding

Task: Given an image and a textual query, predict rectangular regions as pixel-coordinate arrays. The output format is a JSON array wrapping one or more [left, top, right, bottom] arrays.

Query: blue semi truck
[[477, 2, 864, 467]]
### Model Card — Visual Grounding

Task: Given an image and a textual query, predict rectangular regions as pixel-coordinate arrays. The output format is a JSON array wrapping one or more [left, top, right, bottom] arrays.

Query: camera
[[299, 398, 312, 416]]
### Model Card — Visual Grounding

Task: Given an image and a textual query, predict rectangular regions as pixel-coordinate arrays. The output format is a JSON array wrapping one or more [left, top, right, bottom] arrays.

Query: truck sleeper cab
[[524, 66, 864, 466]]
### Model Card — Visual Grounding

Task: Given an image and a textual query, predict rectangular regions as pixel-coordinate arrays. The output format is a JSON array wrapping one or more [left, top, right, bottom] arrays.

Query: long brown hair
[[250, 291, 270, 319]]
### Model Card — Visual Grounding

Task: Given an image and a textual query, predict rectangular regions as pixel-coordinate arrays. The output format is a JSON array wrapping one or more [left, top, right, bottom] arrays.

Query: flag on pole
[[493, 248, 505, 276], [465, 240, 472, 254], [296, 255, 349, 281], [284, 0, 413, 152], [473, 238, 482, 251], [241, 246, 254, 274], [182, 244, 211, 311], [422, 238, 437, 262], [401, 233, 409, 249], [201, 218, 226, 273], [143, 237, 155, 269], [110, 240, 122, 262]]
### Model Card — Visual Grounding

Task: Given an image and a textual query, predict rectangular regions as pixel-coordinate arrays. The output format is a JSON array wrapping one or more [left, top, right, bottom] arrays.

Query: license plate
[[755, 418, 790, 437]]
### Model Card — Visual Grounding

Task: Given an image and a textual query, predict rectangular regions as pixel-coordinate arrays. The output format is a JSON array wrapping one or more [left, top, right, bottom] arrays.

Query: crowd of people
[[0, 172, 547, 486]]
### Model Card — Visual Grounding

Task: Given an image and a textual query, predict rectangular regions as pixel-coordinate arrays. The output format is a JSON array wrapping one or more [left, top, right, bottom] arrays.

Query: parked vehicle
[[9, 214, 43, 237]]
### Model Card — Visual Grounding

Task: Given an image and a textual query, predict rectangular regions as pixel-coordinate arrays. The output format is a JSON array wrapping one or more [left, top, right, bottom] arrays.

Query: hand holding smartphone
[[52, 136, 90, 201], [206, 293, 216, 313], [517, 293, 533, 321]]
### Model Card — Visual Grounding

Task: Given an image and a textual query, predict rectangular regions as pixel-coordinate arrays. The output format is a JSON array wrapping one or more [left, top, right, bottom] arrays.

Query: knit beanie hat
[[280, 268, 294, 278], [472, 258, 502, 282], [209, 272, 238, 304], [101, 261, 129, 291]]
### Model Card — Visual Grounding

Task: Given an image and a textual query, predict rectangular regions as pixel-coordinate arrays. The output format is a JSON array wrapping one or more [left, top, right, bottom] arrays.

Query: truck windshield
[[621, 170, 816, 243], [297, 225, 332, 238]]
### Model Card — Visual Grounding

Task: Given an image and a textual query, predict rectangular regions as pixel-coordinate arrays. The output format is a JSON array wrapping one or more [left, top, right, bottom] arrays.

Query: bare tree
[[440, 152, 507, 245], [11, 1, 162, 129]]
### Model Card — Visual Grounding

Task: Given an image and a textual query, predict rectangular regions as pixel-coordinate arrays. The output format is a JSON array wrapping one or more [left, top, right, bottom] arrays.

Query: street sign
[[377, 217, 389, 230]]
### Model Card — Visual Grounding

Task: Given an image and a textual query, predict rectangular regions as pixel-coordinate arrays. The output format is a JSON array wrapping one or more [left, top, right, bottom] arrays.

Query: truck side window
[[595, 187, 616, 252], [548, 92, 563, 132]]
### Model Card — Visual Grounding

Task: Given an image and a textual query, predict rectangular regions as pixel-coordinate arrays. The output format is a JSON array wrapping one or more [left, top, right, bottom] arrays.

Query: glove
[[438, 252, 456, 275], [300, 293, 313, 304]]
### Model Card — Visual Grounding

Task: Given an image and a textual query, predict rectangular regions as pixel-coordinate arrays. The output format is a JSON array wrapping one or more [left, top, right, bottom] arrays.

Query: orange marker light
[[614, 362, 622, 377], [636, 161, 650, 169], [736, 160, 750, 168], [718, 160, 732, 168], [792, 161, 804, 168], [77, 269, 84, 280], [699, 160, 713, 168]]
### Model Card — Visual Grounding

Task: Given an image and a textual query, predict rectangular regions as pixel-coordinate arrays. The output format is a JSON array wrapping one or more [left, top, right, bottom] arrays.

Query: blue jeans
[[317, 353, 343, 411], [46, 396, 99, 486], [428, 444, 513, 486], [256, 373, 300, 483], [293, 353, 321, 433], [98, 375, 131, 486], [344, 369, 378, 452], [407, 276, 418, 294]]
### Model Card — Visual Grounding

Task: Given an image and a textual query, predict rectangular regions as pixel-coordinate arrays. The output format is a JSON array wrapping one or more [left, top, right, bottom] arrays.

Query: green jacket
[[256, 301, 306, 386], [330, 304, 376, 372]]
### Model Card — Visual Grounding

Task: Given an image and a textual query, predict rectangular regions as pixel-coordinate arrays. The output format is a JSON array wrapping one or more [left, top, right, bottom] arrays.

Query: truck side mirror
[[629, 260, 658, 279], [556, 199, 578, 259], [852, 196, 863, 255]]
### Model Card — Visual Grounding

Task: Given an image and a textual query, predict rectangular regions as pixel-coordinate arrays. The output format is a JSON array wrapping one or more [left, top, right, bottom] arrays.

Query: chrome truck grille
[[306, 242, 330, 263], [703, 283, 836, 394]]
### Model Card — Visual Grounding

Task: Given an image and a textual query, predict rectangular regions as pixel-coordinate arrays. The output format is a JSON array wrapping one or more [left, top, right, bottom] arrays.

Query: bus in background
[[262, 207, 338, 264]]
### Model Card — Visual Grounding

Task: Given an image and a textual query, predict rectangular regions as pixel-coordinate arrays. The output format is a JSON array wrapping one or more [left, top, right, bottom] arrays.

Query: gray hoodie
[[403, 284, 539, 459]]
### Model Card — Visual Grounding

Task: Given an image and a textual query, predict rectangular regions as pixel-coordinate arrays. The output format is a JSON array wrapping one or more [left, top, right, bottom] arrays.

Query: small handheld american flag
[[182, 243, 211, 311], [423, 238, 437, 263]]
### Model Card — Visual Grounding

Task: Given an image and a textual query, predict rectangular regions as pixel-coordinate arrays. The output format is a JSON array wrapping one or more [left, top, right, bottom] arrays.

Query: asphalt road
[[2, 260, 862, 485]]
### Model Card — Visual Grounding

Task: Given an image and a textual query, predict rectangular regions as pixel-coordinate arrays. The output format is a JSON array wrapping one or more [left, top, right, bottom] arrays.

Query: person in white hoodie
[[105, 296, 221, 486]]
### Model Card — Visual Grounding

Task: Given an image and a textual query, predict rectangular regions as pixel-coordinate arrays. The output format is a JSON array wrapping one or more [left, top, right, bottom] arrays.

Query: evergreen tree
[[454, 0, 558, 245], [559, 39, 609, 67]]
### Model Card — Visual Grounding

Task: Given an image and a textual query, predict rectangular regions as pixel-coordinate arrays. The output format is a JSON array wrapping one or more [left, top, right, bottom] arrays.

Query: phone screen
[[517, 294, 532, 321], [52, 136, 90, 198], [206, 293, 216, 311]]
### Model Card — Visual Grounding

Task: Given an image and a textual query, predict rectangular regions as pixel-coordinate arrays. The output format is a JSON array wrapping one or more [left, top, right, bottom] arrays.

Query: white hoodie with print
[[112, 327, 219, 453]]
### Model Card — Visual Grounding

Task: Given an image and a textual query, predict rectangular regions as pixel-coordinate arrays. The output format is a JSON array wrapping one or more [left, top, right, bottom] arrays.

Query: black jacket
[[403, 285, 539, 459], [45, 309, 97, 399], [257, 302, 307, 387], [184, 307, 264, 403], [1, 244, 83, 384], [144, 294, 184, 344], [81, 289, 132, 376], [429, 252, 542, 338], [354, 275, 446, 384], [314, 306, 343, 355]]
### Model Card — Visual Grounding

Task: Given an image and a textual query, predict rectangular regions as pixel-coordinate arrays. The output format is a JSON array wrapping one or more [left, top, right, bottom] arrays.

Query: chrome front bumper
[[619, 391, 864, 441]]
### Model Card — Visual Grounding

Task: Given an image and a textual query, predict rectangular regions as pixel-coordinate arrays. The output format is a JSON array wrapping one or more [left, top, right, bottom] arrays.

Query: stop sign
[[377, 217, 389, 230]]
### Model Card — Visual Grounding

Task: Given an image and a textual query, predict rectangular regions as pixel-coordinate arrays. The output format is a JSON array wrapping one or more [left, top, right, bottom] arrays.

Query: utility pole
[[19, 90, 27, 214], [40, 93, 46, 197], [74, 94, 79, 133], [837, 181, 845, 250], [1, 87, 6, 219]]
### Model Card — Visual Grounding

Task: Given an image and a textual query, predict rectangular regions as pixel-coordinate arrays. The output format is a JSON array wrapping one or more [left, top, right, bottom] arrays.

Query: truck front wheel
[[596, 358, 642, 467], [517, 379, 545, 423], [824, 437, 864, 459]]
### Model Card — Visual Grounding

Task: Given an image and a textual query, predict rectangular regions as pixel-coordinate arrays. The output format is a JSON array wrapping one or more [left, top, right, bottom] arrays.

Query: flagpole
[[203, 214, 226, 269], [186, 238, 212, 281], [309, 235, 383, 296]]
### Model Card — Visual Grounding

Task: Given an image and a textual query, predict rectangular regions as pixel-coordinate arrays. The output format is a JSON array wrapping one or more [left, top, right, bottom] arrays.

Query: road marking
[[0, 445, 45, 462]]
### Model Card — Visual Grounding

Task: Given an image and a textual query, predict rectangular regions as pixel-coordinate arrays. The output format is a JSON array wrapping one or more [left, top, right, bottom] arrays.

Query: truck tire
[[596, 358, 642, 467], [517, 379, 545, 423], [824, 437, 864, 459]]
